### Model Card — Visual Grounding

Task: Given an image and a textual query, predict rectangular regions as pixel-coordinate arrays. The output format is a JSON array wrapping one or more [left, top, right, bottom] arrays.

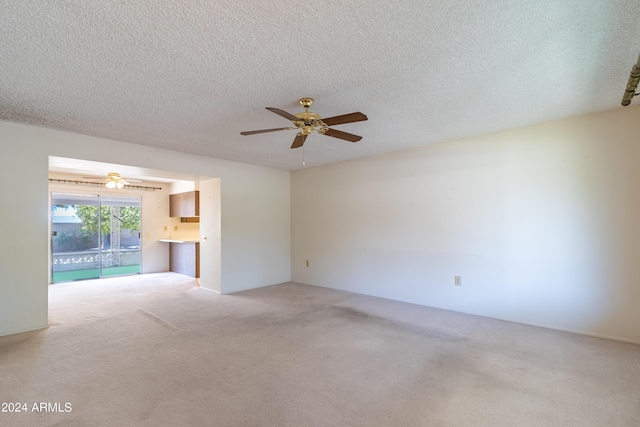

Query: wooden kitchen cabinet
[[169, 242, 200, 278], [170, 191, 199, 217]]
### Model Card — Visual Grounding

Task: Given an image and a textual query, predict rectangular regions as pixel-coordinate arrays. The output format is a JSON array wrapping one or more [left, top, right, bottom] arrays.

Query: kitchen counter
[[159, 238, 200, 243]]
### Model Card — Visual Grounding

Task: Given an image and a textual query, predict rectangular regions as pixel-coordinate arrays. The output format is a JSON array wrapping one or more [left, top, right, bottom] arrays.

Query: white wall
[[0, 121, 291, 336], [139, 182, 172, 273], [169, 180, 196, 194], [199, 178, 222, 293], [291, 105, 640, 343]]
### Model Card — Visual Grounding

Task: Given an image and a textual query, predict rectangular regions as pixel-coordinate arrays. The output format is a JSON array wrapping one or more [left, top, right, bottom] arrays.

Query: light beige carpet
[[1, 273, 639, 426]]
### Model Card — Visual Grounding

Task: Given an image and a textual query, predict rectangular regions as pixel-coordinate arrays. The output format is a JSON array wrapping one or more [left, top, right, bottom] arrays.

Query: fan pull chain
[[302, 145, 305, 166]]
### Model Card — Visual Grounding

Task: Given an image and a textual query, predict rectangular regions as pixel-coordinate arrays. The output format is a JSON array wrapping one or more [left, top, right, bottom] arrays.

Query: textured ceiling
[[1, 1, 639, 171]]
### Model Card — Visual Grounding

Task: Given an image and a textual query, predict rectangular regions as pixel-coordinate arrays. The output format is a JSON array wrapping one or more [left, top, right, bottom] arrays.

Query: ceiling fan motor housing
[[294, 111, 326, 134]]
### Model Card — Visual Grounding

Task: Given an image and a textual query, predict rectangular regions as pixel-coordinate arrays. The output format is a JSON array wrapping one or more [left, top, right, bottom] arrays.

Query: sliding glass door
[[100, 196, 141, 277], [51, 193, 101, 281], [51, 193, 141, 283]]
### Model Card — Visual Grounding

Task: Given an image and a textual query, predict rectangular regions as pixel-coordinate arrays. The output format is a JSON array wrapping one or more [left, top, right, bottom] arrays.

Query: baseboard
[[0, 323, 50, 337], [502, 321, 640, 346], [293, 280, 640, 346], [198, 287, 221, 294], [221, 281, 284, 295]]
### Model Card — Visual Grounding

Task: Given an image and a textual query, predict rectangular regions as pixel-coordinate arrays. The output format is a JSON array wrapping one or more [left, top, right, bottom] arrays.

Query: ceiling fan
[[82, 172, 143, 189], [240, 98, 368, 148]]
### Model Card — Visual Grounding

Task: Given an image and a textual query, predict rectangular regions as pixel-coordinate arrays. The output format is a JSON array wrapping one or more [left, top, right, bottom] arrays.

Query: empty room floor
[[1, 273, 639, 426]]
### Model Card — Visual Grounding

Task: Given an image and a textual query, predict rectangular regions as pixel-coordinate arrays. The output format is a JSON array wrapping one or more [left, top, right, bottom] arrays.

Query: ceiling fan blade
[[240, 127, 293, 135], [266, 107, 300, 122], [322, 128, 362, 142], [321, 112, 368, 127], [82, 175, 143, 182], [291, 133, 308, 149]]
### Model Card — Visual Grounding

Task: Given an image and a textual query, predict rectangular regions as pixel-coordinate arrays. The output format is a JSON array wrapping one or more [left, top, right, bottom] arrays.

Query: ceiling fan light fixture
[[104, 172, 127, 189]]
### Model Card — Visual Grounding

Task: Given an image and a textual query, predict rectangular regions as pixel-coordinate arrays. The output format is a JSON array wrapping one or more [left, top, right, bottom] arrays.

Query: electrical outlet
[[454, 276, 462, 286], [174, 226, 178, 231], [306, 260, 309, 267], [163, 226, 167, 231]]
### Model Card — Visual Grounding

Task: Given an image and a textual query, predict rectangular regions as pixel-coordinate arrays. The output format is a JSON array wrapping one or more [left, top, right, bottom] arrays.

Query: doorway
[[51, 192, 141, 282]]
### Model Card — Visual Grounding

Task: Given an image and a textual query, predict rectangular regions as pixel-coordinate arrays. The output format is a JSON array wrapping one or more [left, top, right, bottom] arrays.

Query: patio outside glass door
[[100, 196, 141, 278], [51, 193, 141, 283]]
